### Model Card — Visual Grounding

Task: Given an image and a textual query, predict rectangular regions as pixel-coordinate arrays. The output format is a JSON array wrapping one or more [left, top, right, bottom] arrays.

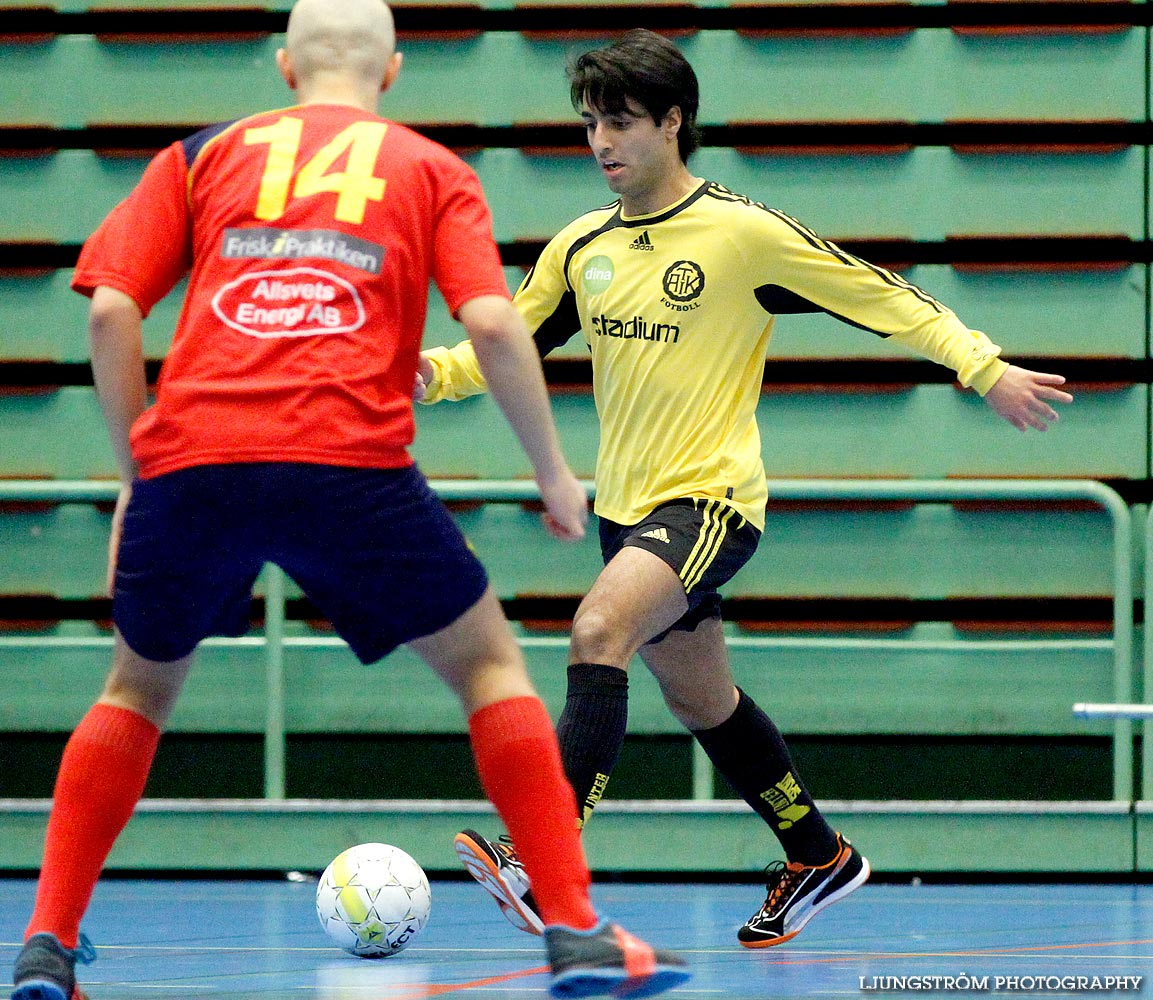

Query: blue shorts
[[113, 463, 489, 664]]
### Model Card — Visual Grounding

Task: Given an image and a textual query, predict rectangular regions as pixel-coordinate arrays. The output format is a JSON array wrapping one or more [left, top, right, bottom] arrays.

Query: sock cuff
[[691, 686, 753, 739], [566, 662, 628, 694], [468, 695, 551, 743], [79, 703, 161, 752]]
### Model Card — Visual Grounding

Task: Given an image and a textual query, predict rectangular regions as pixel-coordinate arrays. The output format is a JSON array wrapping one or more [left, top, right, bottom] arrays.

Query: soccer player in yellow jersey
[[421, 29, 1073, 948]]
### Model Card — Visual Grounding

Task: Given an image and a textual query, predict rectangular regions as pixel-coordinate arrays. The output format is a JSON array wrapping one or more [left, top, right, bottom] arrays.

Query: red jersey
[[72, 103, 510, 478]]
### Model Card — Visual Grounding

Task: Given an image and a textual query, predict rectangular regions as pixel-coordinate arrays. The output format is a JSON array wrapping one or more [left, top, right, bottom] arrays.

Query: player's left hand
[[984, 364, 1073, 432]]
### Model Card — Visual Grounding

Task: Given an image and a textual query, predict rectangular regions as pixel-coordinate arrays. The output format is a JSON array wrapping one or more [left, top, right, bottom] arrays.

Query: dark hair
[[567, 29, 701, 163]]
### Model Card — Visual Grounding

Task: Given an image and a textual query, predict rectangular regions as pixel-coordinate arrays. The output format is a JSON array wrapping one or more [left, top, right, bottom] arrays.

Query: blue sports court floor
[[1, 877, 1150, 999]]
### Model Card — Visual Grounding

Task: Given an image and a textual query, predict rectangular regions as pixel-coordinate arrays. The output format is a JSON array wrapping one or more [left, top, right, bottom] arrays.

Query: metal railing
[[0, 478, 1134, 800], [1075, 505, 1153, 798]]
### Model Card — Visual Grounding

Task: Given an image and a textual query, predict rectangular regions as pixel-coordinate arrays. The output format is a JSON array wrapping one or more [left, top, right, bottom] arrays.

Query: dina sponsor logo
[[581, 254, 615, 295], [211, 267, 366, 338]]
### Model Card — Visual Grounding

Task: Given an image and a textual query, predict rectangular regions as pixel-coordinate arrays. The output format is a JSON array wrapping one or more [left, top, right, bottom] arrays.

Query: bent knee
[[570, 604, 634, 665]]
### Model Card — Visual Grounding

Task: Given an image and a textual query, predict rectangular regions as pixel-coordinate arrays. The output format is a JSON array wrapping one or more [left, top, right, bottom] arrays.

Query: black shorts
[[113, 463, 488, 664], [598, 497, 761, 639]]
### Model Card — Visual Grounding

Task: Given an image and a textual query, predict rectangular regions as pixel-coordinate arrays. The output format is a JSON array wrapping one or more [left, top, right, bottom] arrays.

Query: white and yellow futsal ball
[[316, 843, 431, 957]]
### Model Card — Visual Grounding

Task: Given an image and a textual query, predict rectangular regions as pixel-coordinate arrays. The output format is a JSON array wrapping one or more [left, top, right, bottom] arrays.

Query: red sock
[[469, 696, 598, 930], [26, 703, 161, 948]]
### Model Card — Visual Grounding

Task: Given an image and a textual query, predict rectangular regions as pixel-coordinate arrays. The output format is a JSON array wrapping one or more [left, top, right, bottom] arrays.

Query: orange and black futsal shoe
[[738, 832, 871, 948], [454, 828, 544, 935]]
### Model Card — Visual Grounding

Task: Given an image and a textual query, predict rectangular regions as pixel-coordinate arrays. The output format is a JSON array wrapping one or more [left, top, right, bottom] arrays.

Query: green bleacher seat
[[768, 265, 1146, 361], [0, 620, 1115, 737], [685, 29, 1144, 124], [726, 503, 1115, 599], [82, 0, 293, 8], [4, 144, 1140, 246], [0, 272, 90, 362], [0, 504, 110, 599], [0, 28, 1141, 129], [0, 40, 68, 127], [0, 34, 576, 129], [697, 147, 1143, 241], [423, 266, 1145, 363], [0, 501, 595, 604], [754, 382, 1145, 480], [0, 272, 182, 362], [0, 495, 1119, 604], [411, 391, 601, 479], [0, 36, 287, 129], [451, 501, 603, 595], [414, 383, 1145, 480], [475, 146, 1145, 242], [422, 267, 533, 352], [0, 389, 119, 479], [0, 150, 145, 244], [31, 0, 293, 8], [0, 384, 1140, 481], [4, 265, 1135, 364], [1, 268, 573, 363]]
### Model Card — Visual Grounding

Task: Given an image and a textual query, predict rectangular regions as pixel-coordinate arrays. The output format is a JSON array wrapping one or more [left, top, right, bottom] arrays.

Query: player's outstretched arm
[[982, 364, 1073, 432], [457, 295, 588, 541]]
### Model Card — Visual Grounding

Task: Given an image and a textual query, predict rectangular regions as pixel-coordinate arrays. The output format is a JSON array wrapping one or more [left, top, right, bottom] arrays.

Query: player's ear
[[276, 48, 296, 90], [662, 106, 682, 141], [381, 51, 403, 93]]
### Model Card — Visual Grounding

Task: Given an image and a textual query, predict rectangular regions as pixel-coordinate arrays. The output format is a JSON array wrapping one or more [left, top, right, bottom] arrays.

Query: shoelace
[[73, 933, 97, 966], [759, 860, 807, 915], [495, 834, 521, 864]]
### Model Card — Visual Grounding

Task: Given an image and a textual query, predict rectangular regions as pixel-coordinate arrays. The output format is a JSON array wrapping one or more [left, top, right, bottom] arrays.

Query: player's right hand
[[984, 364, 1073, 432], [538, 468, 588, 541], [413, 354, 434, 401]]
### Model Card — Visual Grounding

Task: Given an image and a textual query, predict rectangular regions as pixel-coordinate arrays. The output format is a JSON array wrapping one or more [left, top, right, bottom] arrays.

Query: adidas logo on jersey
[[640, 527, 670, 543], [628, 230, 654, 251]]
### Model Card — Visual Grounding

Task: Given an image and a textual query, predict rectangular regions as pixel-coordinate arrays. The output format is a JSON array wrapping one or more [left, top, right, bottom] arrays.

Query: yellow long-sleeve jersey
[[422, 180, 1008, 531]]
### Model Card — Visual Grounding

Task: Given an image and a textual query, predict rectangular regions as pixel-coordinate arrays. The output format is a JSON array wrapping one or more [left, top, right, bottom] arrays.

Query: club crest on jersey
[[662, 260, 704, 310], [581, 255, 615, 295], [212, 266, 366, 338]]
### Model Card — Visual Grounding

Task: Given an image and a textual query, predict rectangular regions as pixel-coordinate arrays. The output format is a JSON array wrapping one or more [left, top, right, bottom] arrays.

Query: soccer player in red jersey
[[10, 3, 688, 999]]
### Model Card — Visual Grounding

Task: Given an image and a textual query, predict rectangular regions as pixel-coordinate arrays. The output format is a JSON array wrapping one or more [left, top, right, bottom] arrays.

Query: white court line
[[1, 942, 543, 955]]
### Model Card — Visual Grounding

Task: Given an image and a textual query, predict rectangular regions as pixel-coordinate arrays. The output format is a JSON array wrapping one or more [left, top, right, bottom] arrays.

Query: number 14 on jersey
[[244, 117, 388, 225]]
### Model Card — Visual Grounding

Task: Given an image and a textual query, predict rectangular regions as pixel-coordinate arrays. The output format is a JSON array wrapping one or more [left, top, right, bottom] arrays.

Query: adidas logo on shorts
[[628, 230, 654, 251], [640, 527, 670, 543]]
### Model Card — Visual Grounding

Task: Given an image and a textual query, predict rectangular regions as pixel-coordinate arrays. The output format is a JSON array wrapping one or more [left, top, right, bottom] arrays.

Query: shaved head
[[284, 0, 396, 92]]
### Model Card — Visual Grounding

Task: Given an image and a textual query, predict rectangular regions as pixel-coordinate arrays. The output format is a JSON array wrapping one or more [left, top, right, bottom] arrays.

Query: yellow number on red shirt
[[295, 121, 388, 224], [245, 117, 388, 224], [245, 116, 302, 221]]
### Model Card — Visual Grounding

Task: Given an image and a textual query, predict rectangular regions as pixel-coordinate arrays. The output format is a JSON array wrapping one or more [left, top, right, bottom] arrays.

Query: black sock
[[556, 662, 629, 829], [692, 687, 838, 866]]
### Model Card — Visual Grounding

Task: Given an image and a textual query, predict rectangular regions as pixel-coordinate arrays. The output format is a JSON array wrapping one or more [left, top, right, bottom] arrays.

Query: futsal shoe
[[11, 932, 95, 1000], [738, 833, 871, 948], [454, 828, 544, 935], [546, 921, 690, 999]]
